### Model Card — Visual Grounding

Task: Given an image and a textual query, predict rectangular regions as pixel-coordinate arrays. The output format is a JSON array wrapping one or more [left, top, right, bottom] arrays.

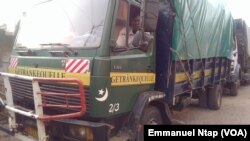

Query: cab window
[[112, 0, 153, 53]]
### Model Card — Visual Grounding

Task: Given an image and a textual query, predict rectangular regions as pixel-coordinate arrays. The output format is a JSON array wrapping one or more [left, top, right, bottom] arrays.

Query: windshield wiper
[[33, 0, 53, 6], [83, 20, 104, 46], [15, 46, 36, 56], [40, 43, 78, 56], [15, 46, 28, 49]]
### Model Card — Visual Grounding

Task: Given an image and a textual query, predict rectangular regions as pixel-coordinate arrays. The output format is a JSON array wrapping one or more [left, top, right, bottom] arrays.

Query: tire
[[207, 84, 222, 110], [229, 69, 240, 96], [198, 92, 208, 108], [229, 82, 238, 96], [142, 106, 162, 125], [139, 106, 162, 141]]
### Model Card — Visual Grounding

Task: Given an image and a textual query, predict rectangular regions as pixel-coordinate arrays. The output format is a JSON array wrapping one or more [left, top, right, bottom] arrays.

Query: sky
[[0, 0, 39, 32], [0, 0, 250, 32], [227, 0, 250, 25]]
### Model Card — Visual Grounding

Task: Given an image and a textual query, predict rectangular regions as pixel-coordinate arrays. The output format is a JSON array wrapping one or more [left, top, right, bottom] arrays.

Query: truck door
[[110, 0, 154, 91]]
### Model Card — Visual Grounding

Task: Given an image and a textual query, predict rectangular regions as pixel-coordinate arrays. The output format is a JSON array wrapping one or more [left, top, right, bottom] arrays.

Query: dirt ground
[[0, 85, 250, 141]]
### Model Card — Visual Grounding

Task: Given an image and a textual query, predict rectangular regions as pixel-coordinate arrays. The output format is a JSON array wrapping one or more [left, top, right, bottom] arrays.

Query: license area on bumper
[[16, 114, 39, 140], [24, 126, 38, 139]]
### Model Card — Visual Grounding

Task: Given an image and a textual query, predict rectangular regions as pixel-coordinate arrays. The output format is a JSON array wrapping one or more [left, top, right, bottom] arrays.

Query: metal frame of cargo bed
[[166, 57, 231, 105]]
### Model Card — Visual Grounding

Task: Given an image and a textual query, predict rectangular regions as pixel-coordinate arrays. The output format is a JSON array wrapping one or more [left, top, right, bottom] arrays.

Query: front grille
[[9, 77, 90, 114], [10, 78, 33, 101]]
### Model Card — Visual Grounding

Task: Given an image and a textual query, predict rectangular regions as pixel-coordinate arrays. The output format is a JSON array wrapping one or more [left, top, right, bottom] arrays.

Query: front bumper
[[0, 115, 110, 141], [50, 119, 109, 141], [0, 72, 109, 141]]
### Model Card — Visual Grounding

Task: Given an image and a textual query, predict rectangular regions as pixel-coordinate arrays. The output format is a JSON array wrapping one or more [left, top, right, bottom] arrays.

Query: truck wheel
[[207, 84, 222, 110], [198, 92, 208, 108], [229, 82, 238, 96], [139, 106, 162, 141], [142, 106, 162, 125], [239, 70, 246, 85]]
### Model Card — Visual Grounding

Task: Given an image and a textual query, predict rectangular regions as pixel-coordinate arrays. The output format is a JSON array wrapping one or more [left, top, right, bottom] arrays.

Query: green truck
[[0, 0, 237, 140]]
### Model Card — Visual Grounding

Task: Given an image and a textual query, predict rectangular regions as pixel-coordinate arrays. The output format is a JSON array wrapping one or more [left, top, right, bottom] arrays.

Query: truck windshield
[[15, 0, 109, 49]]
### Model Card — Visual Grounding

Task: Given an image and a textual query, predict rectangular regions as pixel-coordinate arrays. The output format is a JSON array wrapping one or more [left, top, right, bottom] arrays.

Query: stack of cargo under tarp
[[171, 0, 235, 60], [234, 19, 250, 73], [234, 19, 250, 85]]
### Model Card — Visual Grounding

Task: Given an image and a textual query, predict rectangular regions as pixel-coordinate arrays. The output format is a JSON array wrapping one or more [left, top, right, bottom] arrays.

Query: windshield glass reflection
[[15, 0, 109, 49]]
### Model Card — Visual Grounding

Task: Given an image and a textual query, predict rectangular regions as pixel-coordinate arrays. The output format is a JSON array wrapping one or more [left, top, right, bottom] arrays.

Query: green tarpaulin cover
[[172, 0, 234, 60]]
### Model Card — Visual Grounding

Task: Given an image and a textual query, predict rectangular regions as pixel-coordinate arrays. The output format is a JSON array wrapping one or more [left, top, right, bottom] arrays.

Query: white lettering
[[198, 129, 218, 138], [222, 129, 245, 137], [148, 129, 155, 136], [147, 129, 195, 137]]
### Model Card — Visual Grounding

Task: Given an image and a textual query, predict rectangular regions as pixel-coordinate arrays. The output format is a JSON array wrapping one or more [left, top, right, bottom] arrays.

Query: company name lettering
[[13, 68, 65, 78], [112, 75, 154, 84]]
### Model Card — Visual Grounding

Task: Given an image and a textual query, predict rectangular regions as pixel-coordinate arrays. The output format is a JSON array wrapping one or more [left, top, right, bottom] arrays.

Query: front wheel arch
[[128, 91, 172, 141]]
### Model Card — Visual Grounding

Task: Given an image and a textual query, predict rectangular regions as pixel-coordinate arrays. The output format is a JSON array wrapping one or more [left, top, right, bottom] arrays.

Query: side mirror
[[143, 0, 159, 32]]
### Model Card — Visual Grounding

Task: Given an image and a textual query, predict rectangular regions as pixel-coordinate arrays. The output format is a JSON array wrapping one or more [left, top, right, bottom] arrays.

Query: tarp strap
[[170, 48, 194, 90], [186, 2, 206, 91]]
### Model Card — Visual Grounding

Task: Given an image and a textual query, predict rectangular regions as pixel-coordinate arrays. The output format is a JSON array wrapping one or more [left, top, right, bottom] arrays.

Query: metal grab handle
[[33, 77, 86, 121]]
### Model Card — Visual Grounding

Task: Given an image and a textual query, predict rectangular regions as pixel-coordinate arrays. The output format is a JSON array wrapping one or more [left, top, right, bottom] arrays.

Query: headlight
[[68, 125, 93, 140]]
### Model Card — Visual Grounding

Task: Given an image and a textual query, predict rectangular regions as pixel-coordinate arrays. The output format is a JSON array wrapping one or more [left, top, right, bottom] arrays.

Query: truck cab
[[1, 0, 161, 141]]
